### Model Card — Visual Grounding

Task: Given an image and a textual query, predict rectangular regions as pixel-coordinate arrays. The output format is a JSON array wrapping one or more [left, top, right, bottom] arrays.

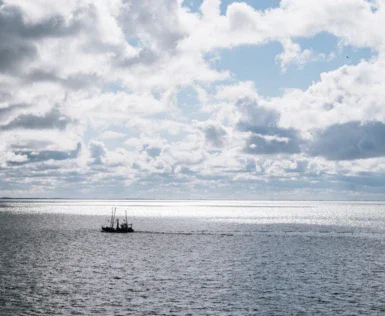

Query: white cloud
[[215, 81, 259, 101], [1, 0, 385, 198], [66, 91, 167, 128], [179, 0, 385, 56], [273, 57, 385, 132], [99, 131, 126, 140], [126, 117, 191, 135], [276, 39, 325, 72]]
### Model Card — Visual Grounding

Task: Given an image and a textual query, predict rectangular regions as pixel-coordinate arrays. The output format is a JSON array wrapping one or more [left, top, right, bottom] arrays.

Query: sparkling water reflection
[[1, 200, 385, 315]]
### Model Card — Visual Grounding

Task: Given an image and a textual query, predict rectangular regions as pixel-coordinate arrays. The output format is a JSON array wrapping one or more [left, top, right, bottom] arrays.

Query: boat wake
[[135, 231, 233, 236]]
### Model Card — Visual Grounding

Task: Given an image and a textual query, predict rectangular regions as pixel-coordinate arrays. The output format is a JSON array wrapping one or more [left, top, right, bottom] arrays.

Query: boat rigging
[[101, 207, 134, 233]]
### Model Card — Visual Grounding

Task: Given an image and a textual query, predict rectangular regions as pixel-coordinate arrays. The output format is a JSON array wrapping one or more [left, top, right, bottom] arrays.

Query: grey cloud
[[198, 123, 227, 148], [177, 166, 196, 175], [0, 5, 35, 71], [339, 173, 385, 189], [0, 3, 84, 73], [9, 143, 81, 165], [244, 159, 257, 172], [146, 147, 162, 158], [117, 47, 160, 68], [140, 144, 162, 158], [19, 15, 82, 39], [222, 159, 257, 174], [244, 132, 301, 155], [25, 70, 101, 90], [0, 0, 185, 82], [89, 141, 107, 165], [132, 162, 141, 170], [309, 121, 385, 160], [11, 140, 55, 151], [118, 0, 186, 63], [0, 103, 30, 123], [0, 108, 73, 131], [236, 98, 280, 127], [0, 41, 36, 73], [0, 90, 11, 101], [287, 160, 309, 173], [236, 98, 301, 155]]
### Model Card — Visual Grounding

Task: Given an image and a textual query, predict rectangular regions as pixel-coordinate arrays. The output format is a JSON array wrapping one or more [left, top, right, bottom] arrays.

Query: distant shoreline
[[1, 197, 385, 202]]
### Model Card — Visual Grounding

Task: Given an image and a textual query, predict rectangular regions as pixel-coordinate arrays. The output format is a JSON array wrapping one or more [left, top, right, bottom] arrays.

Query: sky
[[1, 0, 385, 200]]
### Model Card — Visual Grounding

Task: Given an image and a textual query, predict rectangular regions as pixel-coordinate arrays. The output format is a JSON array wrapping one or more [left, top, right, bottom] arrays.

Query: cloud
[[99, 131, 126, 140], [0, 102, 30, 122], [118, 0, 186, 53], [2, 151, 28, 165], [0, 1, 84, 73], [195, 120, 227, 148], [9, 142, 81, 165], [179, 0, 384, 56], [24, 70, 101, 90], [276, 39, 325, 72], [88, 140, 107, 165], [232, 96, 301, 155], [67, 92, 167, 127], [124, 134, 167, 150], [1, 0, 385, 198], [244, 132, 301, 155], [0, 107, 73, 130], [145, 146, 162, 158], [272, 57, 385, 134], [309, 121, 385, 160], [126, 117, 191, 135]]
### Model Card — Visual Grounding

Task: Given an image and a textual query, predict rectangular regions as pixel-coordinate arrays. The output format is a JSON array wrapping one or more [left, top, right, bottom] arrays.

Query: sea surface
[[1, 200, 385, 315]]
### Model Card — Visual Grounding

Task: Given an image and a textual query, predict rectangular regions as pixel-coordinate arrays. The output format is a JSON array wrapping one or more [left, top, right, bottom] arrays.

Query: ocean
[[1, 200, 385, 315]]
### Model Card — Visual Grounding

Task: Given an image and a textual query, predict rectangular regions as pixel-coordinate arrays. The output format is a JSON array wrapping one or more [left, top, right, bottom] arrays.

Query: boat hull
[[101, 226, 134, 233]]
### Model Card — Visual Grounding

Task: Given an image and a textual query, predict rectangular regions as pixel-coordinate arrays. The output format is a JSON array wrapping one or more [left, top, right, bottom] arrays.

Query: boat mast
[[110, 207, 114, 228], [113, 207, 117, 229]]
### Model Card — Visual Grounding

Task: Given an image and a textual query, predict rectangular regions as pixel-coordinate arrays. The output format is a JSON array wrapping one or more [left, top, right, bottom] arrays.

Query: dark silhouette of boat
[[101, 208, 134, 233]]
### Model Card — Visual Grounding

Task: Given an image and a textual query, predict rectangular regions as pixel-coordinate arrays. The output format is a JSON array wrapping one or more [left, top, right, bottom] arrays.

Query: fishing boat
[[101, 208, 134, 233]]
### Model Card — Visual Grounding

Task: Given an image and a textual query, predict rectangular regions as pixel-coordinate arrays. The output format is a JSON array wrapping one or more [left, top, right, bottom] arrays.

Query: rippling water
[[1, 200, 385, 315]]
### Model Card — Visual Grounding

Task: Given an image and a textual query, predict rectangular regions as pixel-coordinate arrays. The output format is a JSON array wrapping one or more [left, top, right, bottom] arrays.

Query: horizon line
[[2, 197, 385, 202]]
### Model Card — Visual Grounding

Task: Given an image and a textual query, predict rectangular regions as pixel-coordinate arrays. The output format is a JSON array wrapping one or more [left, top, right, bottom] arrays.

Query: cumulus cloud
[[88, 140, 107, 165], [0, 0, 96, 78], [274, 58, 385, 132], [1, 0, 385, 198], [309, 121, 385, 160], [195, 120, 228, 148], [99, 131, 126, 140], [179, 0, 385, 54], [276, 39, 325, 72], [228, 95, 302, 155], [0, 107, 73, 130], [245, 132, 301, 155], [8, 142, 81, 165]]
